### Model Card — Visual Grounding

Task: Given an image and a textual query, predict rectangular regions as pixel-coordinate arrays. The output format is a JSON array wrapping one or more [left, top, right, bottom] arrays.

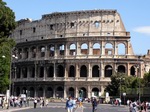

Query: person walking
[[92, 98, 97, 112], [34, 98, 37, 109], [65, 96, 74, 112]]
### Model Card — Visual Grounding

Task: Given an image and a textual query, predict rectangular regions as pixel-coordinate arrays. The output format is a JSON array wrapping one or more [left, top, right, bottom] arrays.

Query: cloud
[[133, 26, 150, 35]]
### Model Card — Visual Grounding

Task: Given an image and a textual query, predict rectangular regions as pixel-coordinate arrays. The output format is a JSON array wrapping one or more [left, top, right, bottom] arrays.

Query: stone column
[[114, 41, 118, 56], [27, 66, 30, 78], [54, 44, 58, 57], [45, 45, 49, 59], [75, 87, 78, 98], [88, 63, 91, 79], [89, 42, 92, 55], [44, 66, 47, 81], [101, 41, 105, 55], [64, 65, 68, 80], [53, 63, 56, 79], [64, 86, 67, 98], [76, 42, 80, 56], [87, 86, 91, 98], [53, 86, 56, 98], [43, 86, 46, 97], [75, 64, 79, 79], [65, 44, 68, 56], [101, 62, 104, 78]]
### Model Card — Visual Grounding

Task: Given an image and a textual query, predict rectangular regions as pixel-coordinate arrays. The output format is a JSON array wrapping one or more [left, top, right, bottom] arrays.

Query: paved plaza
[[0, 102, 129, 112]]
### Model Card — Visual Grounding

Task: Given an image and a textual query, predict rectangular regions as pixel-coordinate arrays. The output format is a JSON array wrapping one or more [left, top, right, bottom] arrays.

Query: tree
[[0, 0, 16, 93], [143, 72, 150, 87]]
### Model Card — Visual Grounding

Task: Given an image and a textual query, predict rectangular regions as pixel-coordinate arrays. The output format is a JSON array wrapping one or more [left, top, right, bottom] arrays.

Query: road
[[9, 102, 129, 112]]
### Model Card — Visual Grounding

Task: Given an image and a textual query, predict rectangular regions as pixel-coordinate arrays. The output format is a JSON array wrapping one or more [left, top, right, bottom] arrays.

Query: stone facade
[[10, 9, 150, 98]]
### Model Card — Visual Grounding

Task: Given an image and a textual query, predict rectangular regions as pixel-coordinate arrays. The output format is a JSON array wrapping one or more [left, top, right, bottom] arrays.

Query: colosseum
[[10, 9, 150, 98]]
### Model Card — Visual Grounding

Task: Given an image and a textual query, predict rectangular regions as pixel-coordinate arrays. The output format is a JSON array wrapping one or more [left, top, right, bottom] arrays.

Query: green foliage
[[105, 72, 143, 96], [0, 1, 16, 93], [143, 72, 150, 87], [0, 1, 16, 38]]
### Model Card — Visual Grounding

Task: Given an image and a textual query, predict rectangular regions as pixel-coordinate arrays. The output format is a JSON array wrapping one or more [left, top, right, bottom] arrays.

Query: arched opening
[[130, 66, 136, 76], [93, 43, 100, 55], [56, 86, 64, 98], [47, 66, 54, 77], [57, 65, 64, 77], [40, 46, 45, 57], [22, 87, 27, 94], [92, 88, 99, 97], [105, 65, 112, 77], [59, 44, 65, 55], [105, 43, 113, 55], [16, 67, 21, 78], [31, 47, 36, 58], [68, 87, 74, 97], [92, 65, 99, 77], [39, 66, 44, 78], [16, 87, 20, 96], [29, 87, 34, 97], [81, 43, 88, 55], [79, 87, 87, 98], [24, 48, 29, 59], [22, 67, 27, 78], [30, 67, 35, 78], [94, 21, 100, 28], [118, 43, 125, 55], [117, 65, 126, 73], [69, 44, 76, 55], [69, 65, 75, 77], [46, 87, 53, 98], [80, 65, 87, 77], [38, 87, 43, 97], [49, 44, 55, 57]]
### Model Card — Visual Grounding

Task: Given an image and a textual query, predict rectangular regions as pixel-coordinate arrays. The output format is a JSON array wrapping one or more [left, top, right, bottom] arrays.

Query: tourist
[[92, 98, 97, 112], [65, 96, 73, 112]]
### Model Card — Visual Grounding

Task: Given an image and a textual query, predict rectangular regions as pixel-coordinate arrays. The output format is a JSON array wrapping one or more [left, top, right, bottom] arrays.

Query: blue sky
[[3, 0, 150, 55]]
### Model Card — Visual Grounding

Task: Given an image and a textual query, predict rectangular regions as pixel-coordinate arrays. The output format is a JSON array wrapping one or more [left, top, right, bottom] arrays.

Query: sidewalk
[[0, 106, 31, 112], [75, 107, 83, 112]]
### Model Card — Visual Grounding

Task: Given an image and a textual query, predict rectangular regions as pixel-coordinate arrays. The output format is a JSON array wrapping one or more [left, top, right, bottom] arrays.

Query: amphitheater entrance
[[79, 87, 87, 98]]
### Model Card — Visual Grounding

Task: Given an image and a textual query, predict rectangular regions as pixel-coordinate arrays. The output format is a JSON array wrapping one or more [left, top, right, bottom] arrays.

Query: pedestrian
[[92, 98, 97, 112], [65, 96, 74, 112], [34, 98, 37, 109], [40, 98, 43, 108], [45, 99, 48, 107]]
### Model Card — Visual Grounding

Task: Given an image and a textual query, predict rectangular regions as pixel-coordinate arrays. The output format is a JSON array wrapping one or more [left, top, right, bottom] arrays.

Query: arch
[[31, 46, 36, 58], [37, 87, 43, 97], [92, 88, 99, 97], [22, 67, 27, 78], [24, 48, 29, 59], [40, 46, 45, 57], [92, 65, 99, 77], [117, 65, 126, 73], [46, 87, 53, 98], [105, 65, 112, 77], [94, 21, 100, 28], [47, 66, 54, 77], [79, 87, 87, 98], [118, 43, 125, 55], [59, 44, 65, 55], [39, 66, 44, 78], [68, 65, 75, 77], [69, 43, 76, 55], [29, 87, 35, 97], [93, 43, 100, 55], [16, 87, 20, 96], [16, 67, 21, 78], [30, 67, 35, 78], [130, 66, 136, 76], [81, 43, 88, 55], [105, 43, 113, 55], [68, 87, 75, 97], [22, 87, 27, 94], [57, 65, 64, 77], [56, 86, 64, 98], [80, 65, 87, 77], [49, 44, 55, 57]]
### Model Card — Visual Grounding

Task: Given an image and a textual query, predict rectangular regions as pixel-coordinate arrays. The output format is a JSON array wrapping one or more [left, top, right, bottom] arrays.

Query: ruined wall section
[[12, 10, 129, 43]]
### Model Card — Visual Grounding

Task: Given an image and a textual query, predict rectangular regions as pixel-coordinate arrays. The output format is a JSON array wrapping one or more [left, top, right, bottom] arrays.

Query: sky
[[3, 0, 150, 55]]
